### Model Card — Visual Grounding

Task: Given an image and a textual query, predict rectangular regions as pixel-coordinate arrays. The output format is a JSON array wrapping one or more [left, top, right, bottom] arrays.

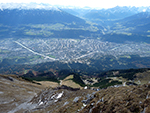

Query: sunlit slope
[[0, 74, 44, 113]]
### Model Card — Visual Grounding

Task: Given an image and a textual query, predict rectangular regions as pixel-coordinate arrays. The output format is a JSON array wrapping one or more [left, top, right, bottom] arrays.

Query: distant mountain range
[[0, 3, 102, 39], [62, 6, 150, 20], [116, 11, 150, 25], [0, 3, 150, 39], [0, 3, 60, 10], [83, 6, 150, 20], [0, 8, 86, 26], [60, 5, 150, 42]]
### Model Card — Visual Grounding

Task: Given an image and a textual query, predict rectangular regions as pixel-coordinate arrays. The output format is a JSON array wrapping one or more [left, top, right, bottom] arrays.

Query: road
[[14, 41, 57, 61]]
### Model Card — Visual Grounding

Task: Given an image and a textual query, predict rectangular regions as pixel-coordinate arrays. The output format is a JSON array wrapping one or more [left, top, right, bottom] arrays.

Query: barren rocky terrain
[[0, 74, 48, 113], [1, 74, 150, 113]]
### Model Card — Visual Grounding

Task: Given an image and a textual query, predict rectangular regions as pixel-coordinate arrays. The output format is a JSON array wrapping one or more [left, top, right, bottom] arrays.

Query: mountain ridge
[[0, 9, 86, 26], [0, 3, 60, 11], [1, 73, 150, 113]]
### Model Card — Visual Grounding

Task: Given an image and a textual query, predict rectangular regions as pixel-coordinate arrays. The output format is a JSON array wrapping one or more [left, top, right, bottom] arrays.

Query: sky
[[0, 0, 150, 8]]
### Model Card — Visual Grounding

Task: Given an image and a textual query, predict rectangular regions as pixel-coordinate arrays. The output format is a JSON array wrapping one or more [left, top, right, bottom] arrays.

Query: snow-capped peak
[[143, 9, 146, 12], [0, 3, 61, 11]]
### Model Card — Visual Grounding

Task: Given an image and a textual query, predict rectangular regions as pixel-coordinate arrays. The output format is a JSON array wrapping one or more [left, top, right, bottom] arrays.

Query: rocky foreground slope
[[23, 85, 150, 113], [0, 74, 45, 113], [1, 74, 150, 113]]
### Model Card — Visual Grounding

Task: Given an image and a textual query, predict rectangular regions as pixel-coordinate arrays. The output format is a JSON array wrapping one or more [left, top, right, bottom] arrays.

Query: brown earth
[[1, 74, 150, 113], [0, 74, 47, 113]]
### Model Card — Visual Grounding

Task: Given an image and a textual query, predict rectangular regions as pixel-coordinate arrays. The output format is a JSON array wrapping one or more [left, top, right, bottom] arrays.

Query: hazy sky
[[0, 0, 149, 8]]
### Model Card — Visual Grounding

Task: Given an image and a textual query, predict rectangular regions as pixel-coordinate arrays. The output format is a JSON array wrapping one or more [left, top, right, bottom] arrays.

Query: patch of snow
[[101, 97, 104, 102], [60, 80, 62, 85], [38, 99, 42, 105], [114, 85, 122, 87], [139, 101, 142, 104], [142, 107, 146, 113], [54, 100, 58, 102], [8, 101, 36, 113], [56, 91, 64, 99], [84, 86, 88, 89], [39, 101, 43, 105], [63, 101, 69, 106], [28, 91, 33, 94], [34, 93, 38, 97], [91, 103, 95, 106], [73, 97, 81, 103], [97, 97, 104, 103], [81, 106, 84, 109], [0, 91, 3, 94], [83, 103, 86, 107], [143, 9, 146, 12], [51, 91, 64, 103], [138, 80, 141, 84], [0, 3, 61, 11], [123, 82, 126, 86], [51, 94, 56, 99], [146, 94, 149, 99], [0, 7, 3, 11]]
